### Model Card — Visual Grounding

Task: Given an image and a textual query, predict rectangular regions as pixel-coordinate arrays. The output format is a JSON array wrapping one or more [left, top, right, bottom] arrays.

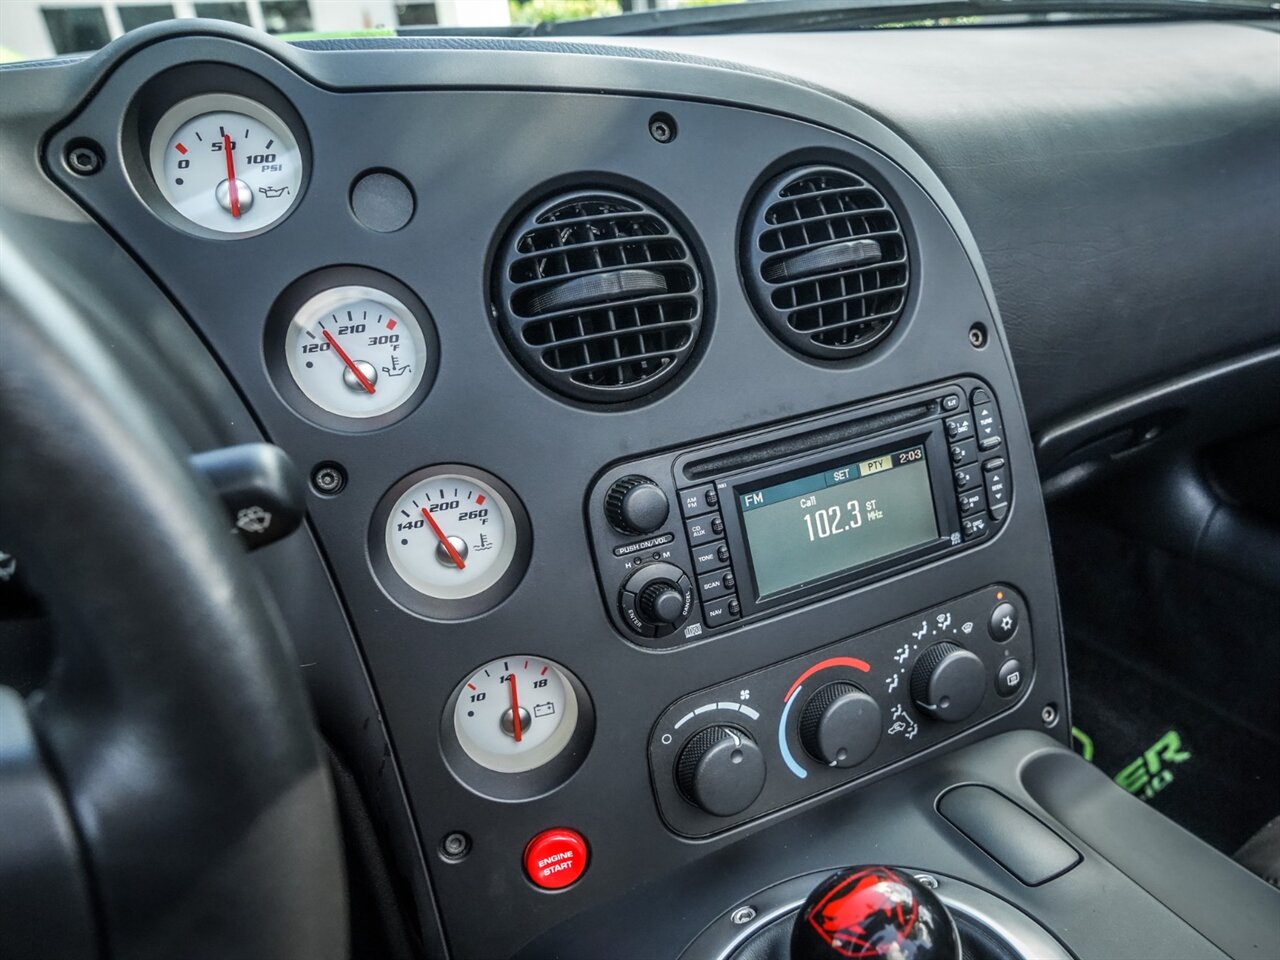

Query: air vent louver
[[743, 165, 909, 360], [494, 190, 704, 403]]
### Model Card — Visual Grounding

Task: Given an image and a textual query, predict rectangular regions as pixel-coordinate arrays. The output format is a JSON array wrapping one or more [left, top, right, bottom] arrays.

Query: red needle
[[222, 133, 241, 219], [508, 673, 523, 743], [323, 329, 376, 394], [421, 507, 466, 569]]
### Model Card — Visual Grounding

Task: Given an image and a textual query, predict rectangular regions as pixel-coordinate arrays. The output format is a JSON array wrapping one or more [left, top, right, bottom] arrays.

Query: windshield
[[1, 0, 1272, 62]]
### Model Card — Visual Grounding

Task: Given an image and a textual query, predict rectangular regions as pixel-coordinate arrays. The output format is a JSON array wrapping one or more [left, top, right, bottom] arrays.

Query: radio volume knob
[[605, 476, 669, 535]]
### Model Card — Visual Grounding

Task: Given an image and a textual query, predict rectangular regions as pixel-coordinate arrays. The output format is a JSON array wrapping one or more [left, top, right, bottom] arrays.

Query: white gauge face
[[386, 473, 518, 600], [149, 94, 303, 234], [453, 656, 579, 773], [284, 285, 428, 419]]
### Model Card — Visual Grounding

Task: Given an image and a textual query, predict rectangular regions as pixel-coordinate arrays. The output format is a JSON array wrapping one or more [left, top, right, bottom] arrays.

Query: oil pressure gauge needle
[[322, 330, 377, 394], [222, 133, 241, 218], [421, 507, 467, 570], [508, 673, 523, 742]]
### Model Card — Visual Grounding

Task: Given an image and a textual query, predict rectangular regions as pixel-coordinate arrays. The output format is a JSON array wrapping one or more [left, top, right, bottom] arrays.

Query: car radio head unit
[[733, 438, 942, 601], [587, 378, 1011, 647]]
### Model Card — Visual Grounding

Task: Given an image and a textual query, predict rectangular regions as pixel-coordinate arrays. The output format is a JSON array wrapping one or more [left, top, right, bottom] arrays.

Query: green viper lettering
[[1115, 729, 1191, 801]]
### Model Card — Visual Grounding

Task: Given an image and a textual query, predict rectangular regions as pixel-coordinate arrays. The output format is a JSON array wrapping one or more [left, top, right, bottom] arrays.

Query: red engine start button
[[523, 828, 589, 890]]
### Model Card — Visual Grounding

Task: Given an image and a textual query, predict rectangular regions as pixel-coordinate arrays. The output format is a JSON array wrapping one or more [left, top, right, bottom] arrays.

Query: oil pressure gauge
[[370, 466, 532, 620], [148, 93, 303, 235]]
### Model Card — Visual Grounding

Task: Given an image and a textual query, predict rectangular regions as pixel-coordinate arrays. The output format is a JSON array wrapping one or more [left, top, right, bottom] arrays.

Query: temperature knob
[[910, 642, 985, 722], [675, 726, 766, 817], [605, 476, 670, 535], [798, 682, 882, 768]]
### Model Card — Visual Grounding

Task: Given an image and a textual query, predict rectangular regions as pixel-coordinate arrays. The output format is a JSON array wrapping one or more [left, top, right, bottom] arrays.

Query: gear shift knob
[[791, 865, 961, 960]]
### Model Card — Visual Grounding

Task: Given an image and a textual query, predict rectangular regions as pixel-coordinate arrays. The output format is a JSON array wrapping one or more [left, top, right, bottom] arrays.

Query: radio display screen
[[737, 443, 939, 598]]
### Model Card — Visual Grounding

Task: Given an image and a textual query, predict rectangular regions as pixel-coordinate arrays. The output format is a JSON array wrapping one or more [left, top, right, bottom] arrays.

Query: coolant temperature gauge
[[371, 466, 531, 620]]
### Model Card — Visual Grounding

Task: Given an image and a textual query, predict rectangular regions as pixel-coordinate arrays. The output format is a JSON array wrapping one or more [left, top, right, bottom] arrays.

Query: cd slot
[[682, 401, 936, 481]]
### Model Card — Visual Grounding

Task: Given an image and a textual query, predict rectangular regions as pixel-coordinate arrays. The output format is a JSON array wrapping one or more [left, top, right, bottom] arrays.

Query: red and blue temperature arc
[[779, 656, 870, 779]]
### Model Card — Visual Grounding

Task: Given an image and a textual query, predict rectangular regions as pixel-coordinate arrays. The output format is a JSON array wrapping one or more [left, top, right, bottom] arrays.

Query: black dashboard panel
[[619, 23, 1280, 433], [24, 27, 1062, 956], [7, 16, 1274, 960]]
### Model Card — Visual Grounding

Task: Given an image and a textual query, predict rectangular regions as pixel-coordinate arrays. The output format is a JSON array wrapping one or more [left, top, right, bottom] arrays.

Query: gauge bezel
[[266, 267, 440, 431], [441, 655, 595, 801], [124, 64, 311, 240], [283, 284, 429, 420], [147, 92, 303, 235], [369, 465, 533, 621]]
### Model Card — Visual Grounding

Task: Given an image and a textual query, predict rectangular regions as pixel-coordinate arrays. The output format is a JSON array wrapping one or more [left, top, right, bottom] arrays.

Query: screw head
[[1041, 703, 1059, 727], [441, 831, 471, 861], [914, 874, 940, 889], [65, 141, 103, 176], [311, 461, 347, 496], [968, 323, 988, 349], [730, 906, 757, 925], [648, 113, 677, 144]]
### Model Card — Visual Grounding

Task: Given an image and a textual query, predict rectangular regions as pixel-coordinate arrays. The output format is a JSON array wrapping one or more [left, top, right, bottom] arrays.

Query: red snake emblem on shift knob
[[791, 866, 960, 960]]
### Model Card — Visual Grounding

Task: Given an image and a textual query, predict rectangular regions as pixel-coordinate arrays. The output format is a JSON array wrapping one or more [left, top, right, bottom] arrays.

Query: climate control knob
[[605, 475, 670, 535], [910, 642, 985, 722], [798, 682, 882, 768], [675, 725, 766, 817]]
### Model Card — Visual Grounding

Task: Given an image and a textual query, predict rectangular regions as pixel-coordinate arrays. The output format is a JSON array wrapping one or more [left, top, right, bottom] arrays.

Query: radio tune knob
[[639, 581, 686, 626], [605, 476, 670, 535], [797, 682, 883, 768], [910, 642, 985, 723], [675, 726, 766, 817]]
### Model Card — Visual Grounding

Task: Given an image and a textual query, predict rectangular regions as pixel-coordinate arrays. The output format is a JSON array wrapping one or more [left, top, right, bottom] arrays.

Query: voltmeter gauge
[[442, 656, 595, 798], [148, 93, 303, 234], [284, 285, 428, 419], [371, 466, 532, 620], [453, 656, 579, 773]]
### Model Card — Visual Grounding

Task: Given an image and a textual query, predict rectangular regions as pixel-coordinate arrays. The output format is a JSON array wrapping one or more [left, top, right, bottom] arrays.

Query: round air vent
[[494, 190, 704, 403], [743, 165, 909, 360]]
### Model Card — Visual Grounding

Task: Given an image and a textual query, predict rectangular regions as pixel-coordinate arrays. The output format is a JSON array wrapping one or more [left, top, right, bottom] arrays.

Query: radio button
[[989, 502, 1009, 522], [958, 488, 986, 516], [619, 591, 656, 638], [945, 415, 975, 442], [679, 486, 719, 519], [971, 386, 992, 406], [685, 514, 721, 547], [949, 439, 978, 467], [698, 568, 734, 601], [984, 465, 1009, 509], [953, 465, 980, 491], [941, 392, 963, 412], [962, 515, 989, 540], [703, 596, 740, 627], [691, 540, 729, 574]]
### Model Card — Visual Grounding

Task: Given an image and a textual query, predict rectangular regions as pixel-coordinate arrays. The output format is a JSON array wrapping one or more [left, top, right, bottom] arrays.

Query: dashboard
[[2, 15, 1277, 960]]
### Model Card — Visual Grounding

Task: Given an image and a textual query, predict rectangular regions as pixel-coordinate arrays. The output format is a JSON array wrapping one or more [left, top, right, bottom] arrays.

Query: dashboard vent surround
[[494, 190, 704, 403], [743, 165, 909, 360]]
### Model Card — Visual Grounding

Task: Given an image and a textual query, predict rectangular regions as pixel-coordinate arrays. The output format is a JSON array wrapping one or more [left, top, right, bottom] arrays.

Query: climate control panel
[[647, 585, 1032, 836]]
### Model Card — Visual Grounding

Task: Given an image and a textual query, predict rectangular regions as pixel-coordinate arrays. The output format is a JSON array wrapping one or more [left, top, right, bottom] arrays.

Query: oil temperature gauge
[[284, 285, 429, 419], [442, 655, 595, 799], [371, 466, 531, 620]]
